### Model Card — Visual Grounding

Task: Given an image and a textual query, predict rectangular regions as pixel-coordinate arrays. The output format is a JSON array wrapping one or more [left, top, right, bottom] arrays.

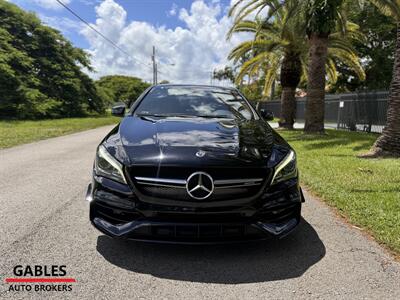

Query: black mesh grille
[[150, 212, 245, 223], [140, 186, 187, 199], [256, 203, 300, 223], [130, 166, 269, 201], [127, 223, 264, 242], [138, 185, 261, 201], [131, 166, 268, 180], [93, 202, 141, 225]]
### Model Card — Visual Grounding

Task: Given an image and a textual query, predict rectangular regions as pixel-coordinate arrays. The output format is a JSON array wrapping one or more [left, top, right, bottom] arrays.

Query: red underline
[[5, 278, 76, 283]]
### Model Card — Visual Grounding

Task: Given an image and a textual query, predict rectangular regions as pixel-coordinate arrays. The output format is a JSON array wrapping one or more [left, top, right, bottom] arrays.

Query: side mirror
[[259, 109, 274, 121], [111, 104, 126, 117]]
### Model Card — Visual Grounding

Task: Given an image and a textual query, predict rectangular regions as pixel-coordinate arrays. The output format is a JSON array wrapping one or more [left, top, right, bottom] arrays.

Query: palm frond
[[228, 39, 285, 63], [326, 58, 338, 83], [228, 0, 248, 17], [235, 52, 270, 85], [328, 49, 366, 80], [262, 56, 280, 96], [233, 2, 270, 25], [369, 0, 400, 20], [227, 20, 258, 40]]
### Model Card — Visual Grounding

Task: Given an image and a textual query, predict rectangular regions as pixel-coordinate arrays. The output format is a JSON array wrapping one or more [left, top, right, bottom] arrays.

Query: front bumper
[[87, 175, 304, 244]]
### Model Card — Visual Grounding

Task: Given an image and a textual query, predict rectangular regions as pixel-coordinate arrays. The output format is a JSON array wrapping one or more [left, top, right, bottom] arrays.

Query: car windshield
[[134, 86, 255, 120]]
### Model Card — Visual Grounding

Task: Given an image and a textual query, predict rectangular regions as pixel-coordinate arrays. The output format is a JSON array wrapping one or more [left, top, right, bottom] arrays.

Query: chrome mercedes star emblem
[[196, 150, 206, 157], [186, 172, 214, 200]]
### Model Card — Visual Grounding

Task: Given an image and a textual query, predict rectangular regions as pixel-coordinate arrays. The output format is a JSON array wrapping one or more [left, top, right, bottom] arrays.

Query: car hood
[[104, 115, 276, 167]]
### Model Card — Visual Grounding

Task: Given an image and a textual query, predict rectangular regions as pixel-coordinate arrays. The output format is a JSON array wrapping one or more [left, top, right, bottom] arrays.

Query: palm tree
[[228, 9, 365, 129], [360, 0, 400, 157], [303, 0, 347, 133], [228, 7, 304, 129]]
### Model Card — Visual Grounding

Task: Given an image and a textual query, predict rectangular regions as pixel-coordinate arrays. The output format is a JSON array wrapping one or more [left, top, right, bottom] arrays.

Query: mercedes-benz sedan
[[87, 84, 304, 243]]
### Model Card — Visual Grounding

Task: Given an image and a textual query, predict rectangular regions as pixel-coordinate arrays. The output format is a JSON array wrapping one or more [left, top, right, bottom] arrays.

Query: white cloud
[[167, 3, 178, 17], [81, 0, 251, 84], [40, 14, 81, 34], [79, 0, 102, 5], [31, 0, 71, 10]]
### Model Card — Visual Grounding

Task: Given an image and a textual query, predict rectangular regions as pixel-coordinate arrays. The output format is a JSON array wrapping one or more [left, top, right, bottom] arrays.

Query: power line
[[55, 0, 155, 72], [55, 0, 219, 82]]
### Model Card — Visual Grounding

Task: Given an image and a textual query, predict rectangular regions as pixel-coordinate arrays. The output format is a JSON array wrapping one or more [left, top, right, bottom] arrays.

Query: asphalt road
[[1, 126, 399, 299]]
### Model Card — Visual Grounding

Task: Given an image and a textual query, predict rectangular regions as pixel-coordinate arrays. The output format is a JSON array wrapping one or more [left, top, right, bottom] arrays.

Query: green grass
[[279, 129, 400, 254], [0, 116, 119, 149]]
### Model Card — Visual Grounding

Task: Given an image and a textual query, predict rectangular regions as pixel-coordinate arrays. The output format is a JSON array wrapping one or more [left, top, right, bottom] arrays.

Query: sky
[[9, 0, 255, 84]]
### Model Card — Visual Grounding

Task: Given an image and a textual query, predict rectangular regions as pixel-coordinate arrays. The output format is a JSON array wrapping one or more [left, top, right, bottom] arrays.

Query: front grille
[[150, 212, 245, 223], [133, 176, 266, 201], [131, 166, 268, 181], [92, 201, 141, 225], [256, 203, 301, 223], [139, 185, 261, 201], [128, 223, 264, 242]]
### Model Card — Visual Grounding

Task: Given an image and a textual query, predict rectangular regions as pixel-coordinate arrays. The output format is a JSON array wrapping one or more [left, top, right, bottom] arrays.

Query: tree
[[0, 0, 108, 119], [96, 75, 150, 107], [212, 67, 235, 83], [0, 27, 37, 118], [330, 2, 396, 92], [361, 0, 400, 157], [228, 3, 365, 129], [303, 0, 346, 133], [228, 15, 304, 129]]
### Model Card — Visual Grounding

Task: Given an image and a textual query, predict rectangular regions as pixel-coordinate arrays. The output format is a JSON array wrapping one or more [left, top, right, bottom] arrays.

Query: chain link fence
[[260, 91, 388, 133]]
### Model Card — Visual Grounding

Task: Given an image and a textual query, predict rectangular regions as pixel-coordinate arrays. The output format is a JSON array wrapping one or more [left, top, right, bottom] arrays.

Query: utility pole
[[155, 63, 158, 85], [152, 46, 156, 85]]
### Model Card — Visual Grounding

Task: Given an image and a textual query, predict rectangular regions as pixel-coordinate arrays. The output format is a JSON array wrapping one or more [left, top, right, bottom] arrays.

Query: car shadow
[[96, 218, 325, 284]]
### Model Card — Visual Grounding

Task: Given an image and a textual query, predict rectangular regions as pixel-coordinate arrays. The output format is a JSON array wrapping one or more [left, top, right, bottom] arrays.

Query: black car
[[87, 84, 304, 243]]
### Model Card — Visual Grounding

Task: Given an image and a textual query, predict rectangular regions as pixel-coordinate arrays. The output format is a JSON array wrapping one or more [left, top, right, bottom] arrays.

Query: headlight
[[95, 145, 127, 184], [271, 150, 297, 184]]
